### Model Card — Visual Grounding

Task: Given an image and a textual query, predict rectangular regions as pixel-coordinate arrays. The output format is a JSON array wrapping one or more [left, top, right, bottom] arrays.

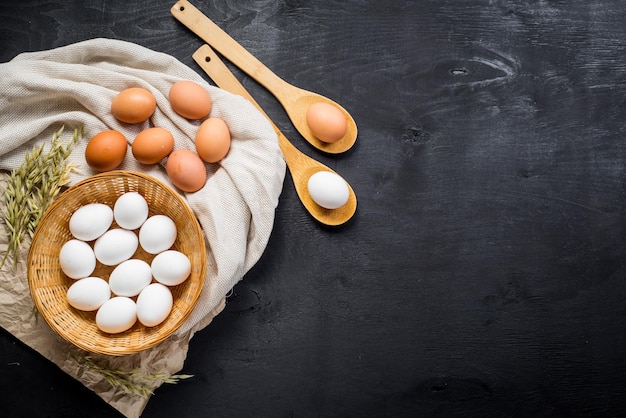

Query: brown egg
[[111, 87, 156, 124], [169, 80, 212, 120], [195, 118, 231, 163], [132, 127, 175, 164], [85, 130, 127, 172], [166, 149, 207, 192], [305, 102, 347, 143]]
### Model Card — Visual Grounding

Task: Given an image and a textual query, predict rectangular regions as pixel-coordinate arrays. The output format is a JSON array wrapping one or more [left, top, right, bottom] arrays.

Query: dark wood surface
[[2, 1, 626, 417]]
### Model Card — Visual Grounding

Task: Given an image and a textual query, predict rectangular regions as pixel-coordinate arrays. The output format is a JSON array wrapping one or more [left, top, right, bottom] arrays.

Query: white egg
[[59, 239, 96, 279], [136, 283, 173, 327], [139, 215, 177, 254], [113, 192, 149, 230], [94, 228, 139, 266], [307, 171, 350, 209], [69, 203, 113, 241], [151, 250, 191, 286], [108, 259, 152, 297], [66, 277, 111, 311], [95, 296, 137, 334]]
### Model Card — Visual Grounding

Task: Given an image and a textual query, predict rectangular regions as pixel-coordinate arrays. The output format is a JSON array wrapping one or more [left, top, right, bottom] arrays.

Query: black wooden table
[[2, 1, 626, 417]]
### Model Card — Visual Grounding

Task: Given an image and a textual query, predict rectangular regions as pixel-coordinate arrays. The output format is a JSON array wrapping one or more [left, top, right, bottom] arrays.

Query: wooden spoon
[[172, 0, 357, 154], [193, 44, 357, 226]]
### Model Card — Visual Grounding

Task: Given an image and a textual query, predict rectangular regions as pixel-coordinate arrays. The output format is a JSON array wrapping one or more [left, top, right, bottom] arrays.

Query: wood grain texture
[[173, 0, 358, 154], [2, 0, 626, 417]]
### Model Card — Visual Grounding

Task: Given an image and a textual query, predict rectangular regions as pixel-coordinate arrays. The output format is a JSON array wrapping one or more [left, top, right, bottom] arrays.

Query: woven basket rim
[[27, 170, 207, 356]]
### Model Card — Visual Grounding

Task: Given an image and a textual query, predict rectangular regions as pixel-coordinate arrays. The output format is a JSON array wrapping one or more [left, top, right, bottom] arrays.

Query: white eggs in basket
[[94, 228, 139, 266], [109, 259, 152, 297], [66, 277, 111, 311], [139, 215, 177, 254], [114, 191, 149, 230], [137, 283, 174, 327], [151, 250, 191, 286], [69, 203, 113, 241], [96, 296, 138, 334], [59, 239, 97, 279], [60, 191, 193, 334]]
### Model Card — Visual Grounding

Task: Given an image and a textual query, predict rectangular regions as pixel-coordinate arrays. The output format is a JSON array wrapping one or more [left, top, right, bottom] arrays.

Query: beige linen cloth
[[0, 38, 286, 417]]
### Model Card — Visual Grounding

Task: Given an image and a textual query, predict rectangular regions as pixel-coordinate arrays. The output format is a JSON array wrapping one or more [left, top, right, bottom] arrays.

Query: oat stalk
[[1, 125, 81, 269], [72, 354, 194, 398]]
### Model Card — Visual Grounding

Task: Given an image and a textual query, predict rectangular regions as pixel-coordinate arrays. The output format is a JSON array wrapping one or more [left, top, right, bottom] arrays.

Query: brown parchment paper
[[0, 39, 286, 417]]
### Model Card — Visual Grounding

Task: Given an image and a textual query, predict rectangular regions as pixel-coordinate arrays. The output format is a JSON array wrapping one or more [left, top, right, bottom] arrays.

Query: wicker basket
[[27, 170, 207, 356]]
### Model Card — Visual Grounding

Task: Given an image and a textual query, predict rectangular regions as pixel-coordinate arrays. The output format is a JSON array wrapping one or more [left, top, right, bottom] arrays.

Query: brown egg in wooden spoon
[[192, 45, 357, 226], [172, 0, 357, 154]]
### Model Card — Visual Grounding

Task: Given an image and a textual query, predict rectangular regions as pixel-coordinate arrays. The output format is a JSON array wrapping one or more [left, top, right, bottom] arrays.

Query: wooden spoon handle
[[193, 44, 357, 226], [172, 0, 287, 95], [192, 45, 302, 164]]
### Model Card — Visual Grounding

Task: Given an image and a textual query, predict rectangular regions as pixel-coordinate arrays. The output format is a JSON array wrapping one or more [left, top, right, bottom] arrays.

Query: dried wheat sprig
[[1, 126, 81, 269], [72, 354, 194, 398]]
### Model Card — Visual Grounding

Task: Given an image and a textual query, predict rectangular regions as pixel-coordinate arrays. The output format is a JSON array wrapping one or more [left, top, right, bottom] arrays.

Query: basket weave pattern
[[27, 170, 206, 356]]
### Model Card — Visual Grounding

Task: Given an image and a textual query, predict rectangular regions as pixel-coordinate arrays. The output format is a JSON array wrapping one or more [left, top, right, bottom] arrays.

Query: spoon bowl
[[288, 92, 357, 154], [172, 0, 358, 154], [193, 45, 357, 226]]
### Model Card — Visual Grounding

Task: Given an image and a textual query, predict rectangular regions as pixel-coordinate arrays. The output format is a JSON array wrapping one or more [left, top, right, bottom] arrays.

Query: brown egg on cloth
[[85, 130, 127, 172], [195, 117, 231, 163], [169, 80, 212, 120], [132, 127, 175, 164], [166, 149, 207, 193], [111, 87, 156, 124]]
